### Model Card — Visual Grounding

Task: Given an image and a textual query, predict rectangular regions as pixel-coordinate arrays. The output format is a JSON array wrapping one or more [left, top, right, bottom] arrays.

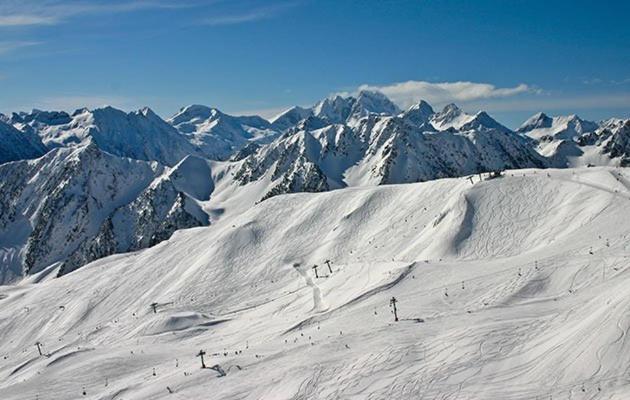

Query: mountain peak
[[169, 104, 221, 126], [9, 109, 72, 126], [441, 103, 462, 114], [407, 100, 434, 115], [518, 112, 553, 132], [533, 111, 549, 120], [180, 104, 213, 113], [270, 106, 313, 130], [474, 111, 501, 124], [518, 112, 598, 140], [461, 111, 511, 132], [72, 107, 91, 116], [91, 105, 127, 119], [356, 89, 387, 100], [402, 100, 435, 127], [138, 107, 160, 119], [354, 90, 401, 116], [313, 95, 354, 123], [430, 103, 472, 130]]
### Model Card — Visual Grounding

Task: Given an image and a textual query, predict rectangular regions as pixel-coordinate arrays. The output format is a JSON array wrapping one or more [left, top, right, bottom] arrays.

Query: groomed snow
[[1, 166, 630, 399]]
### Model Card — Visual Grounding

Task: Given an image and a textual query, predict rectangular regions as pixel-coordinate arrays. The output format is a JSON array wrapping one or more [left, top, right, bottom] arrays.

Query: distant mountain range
[[1, 90, 628, 283]]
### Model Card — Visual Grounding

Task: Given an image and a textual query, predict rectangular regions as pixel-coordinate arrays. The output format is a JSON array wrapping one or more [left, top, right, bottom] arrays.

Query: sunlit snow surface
[[1, 167, 630, 400]]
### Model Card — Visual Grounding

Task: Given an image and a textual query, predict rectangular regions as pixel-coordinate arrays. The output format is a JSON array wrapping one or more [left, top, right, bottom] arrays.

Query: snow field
[[1, 167, 630, 399]]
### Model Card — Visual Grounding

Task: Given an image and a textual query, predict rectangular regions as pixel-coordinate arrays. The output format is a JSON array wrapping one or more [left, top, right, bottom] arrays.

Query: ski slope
[[1, 167, 630, 399]]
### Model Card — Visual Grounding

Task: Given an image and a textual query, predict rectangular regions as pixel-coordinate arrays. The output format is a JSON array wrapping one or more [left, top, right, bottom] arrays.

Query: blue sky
[[0, 0, 628, 127]]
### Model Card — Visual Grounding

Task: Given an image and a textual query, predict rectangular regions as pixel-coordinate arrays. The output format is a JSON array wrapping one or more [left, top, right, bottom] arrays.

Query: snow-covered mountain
[[400, 100, 435, 128], [578, 119, 630, 166], [168, 105, 279, 161], [8, 107, 198, 166], [233, 105, 545, 201], [313, 90, 401, 125], [7, 105, 283, 165], [0, 119, 47, 164], [60, 153, 213, 277], [270, 106, 313, 131], [518, 112, 630, 167], [429, 103, 512, 133], [2, 90, 630, 399], [1, 92, 628, 281], [311, 95, 354, 124], [0, 143, 212, 284], [429, 103, 474, 130], [2, 167, 630, 399], [7, 109, 73, 136], [271, 90, 402, 130], [518, 112, 599, 140], [351, 90, 402, 117]]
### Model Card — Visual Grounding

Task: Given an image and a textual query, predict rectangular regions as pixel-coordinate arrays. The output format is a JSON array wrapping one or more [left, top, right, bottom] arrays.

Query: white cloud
[[348, 80, 537, 109], [0, 15, 58, 26], [0, 41, 41, 55], [201, 11, 271, 26], [200, 1, 298, 26], [0, 0, 203, 27]]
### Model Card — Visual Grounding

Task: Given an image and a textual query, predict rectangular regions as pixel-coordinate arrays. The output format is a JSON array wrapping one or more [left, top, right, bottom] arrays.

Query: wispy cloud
[[0, 15, 58, 26], [0, 41, 41, 55], [201, 10, 272, 26], [582, 78, 604, 85], [345, 80, 538, 110], [200, 1, 298, 26], [582, 77, 630, 86], [0, 0, 203, 27]]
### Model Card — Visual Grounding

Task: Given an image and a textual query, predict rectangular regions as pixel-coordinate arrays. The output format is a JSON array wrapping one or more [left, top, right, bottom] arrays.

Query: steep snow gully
[[1, 167, 630, 399]]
